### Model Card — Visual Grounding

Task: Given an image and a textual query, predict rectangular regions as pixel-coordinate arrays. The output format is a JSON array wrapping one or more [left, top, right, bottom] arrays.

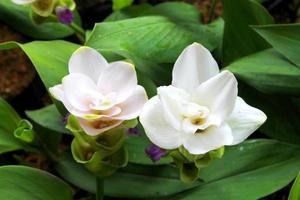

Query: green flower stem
[[96, 177, 104, 200], [69, 22, 86, 43], [208, 0, 219, 23]]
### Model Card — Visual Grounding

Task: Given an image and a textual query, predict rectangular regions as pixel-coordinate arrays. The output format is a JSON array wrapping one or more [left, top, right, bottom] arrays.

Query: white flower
[[140, 43, 267, 155], [49, 47, 147, 136], [11, 0, 35, 4]]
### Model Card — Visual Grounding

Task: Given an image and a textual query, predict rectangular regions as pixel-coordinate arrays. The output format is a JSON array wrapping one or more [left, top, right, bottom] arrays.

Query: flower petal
[[49, 84, 64, 101], [172, 43, 219, 93], [157, 86, 190, 130], [114, 86, 147, 120], [69, 47, 108, 83], [62, 73, 97, 111], [183, 123, 233, 155], [12, 0, 35, 4], [78, 117, 122, 136], [193, 70, 238, 123], [140, 96, 182, 149], [226, 97, 267, 145], [97, 61, 137, 103]]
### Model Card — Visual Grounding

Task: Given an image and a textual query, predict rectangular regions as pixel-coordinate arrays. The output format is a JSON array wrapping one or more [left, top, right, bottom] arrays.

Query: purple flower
[[127, 127, 140, 136], [55, 6, 74, 25], [62, 113, 70, 125], [145, 144, 166, 162]]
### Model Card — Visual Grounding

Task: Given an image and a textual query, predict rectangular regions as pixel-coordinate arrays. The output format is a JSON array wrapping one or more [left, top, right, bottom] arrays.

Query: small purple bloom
[[62, 113, 70, 124], [145, 144, 166, 162], [55, 6, 74, 25], [127, 127, 140, 136]]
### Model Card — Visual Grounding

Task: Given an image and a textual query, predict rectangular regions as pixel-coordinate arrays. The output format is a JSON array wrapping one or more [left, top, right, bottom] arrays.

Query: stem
[[208, 0, 218, 23], [96, 177, 104, 200], [69, 22, 86, 44]]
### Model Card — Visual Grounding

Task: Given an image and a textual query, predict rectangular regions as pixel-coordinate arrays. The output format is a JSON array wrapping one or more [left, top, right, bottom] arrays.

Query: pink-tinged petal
[[227, 97, 267, 145], [113, 86, 147, 120], [62, 73, 97, 111], [69, 47, 108, 83], [81, 106, 122, 120], [97, 61, 137, 103], [78, 117, 122, 136], [183, 123, 233, 155], [157, 86, 190, 131], [172, 43, 219, 93], [193, 70, 238, 123], [49, 84, 90, 117], [49, 84, 64, 101], [12, 0, 35, 4], [139, 96, 182, 149]]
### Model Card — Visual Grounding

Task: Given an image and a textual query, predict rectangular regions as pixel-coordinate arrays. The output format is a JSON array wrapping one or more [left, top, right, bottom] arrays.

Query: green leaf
[[86, 16, 223, 86], [0, 165, 73, 200], [106, 2, 201, 23], [112, 0, 133, 11], [169, 140, 300, 200], [226, 49, 300, 96], [0, 98, 28, 154], [289, 172, 300, 200], [26, 104, 70, 134], [55, 154, 200, 198], [0, 0, 82, 39], [222, 0, 273, 65], [254, 24, 300, 68]]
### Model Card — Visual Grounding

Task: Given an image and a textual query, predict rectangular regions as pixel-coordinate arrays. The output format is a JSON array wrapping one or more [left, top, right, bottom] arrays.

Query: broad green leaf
[[254, 24, 300, 68], [26, 104, 70, 134], [112, 0, 133, 11], [86, 16, 223, 86], [238, 83, 300, 145], [289, 172, 300, 200], [169, 140, 300, 200], [222, 0, 273, 65], [106, 2, 201, 23], [0, 0, 82, 39], [0, 41, 79, 89], [0, 98, 28, 154], [226, 49, 300, 96], [0, 165, 73, 200], [55, 154, 200, 198]]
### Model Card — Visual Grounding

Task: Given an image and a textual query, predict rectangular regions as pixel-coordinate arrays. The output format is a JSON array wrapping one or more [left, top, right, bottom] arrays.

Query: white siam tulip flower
[[49, 47, 147, 136], [11, 0, 35, 4], [140, 43, 267, 155]]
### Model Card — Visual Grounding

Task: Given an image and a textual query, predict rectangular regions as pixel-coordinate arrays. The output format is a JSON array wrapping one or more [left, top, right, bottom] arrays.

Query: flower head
[[55, 6, 74, 24], [140, 43, 267, 155], [49, 47, 147, 136]]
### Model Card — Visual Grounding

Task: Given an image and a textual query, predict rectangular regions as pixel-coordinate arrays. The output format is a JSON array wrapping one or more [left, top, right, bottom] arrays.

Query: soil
[[0, 23, 35, 99]]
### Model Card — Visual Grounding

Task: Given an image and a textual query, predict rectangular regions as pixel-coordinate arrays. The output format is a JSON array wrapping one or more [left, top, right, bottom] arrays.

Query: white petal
[[78, 117, 122, 136], [62, 73, 97, 111], [172, 43, 219, 93], [49, 84, 64, 101], [69, 47, 108, 83], [140, 96, 182, 149], [193, 70, 238, 123], [49, 84, 89, 117], [157, 86, 190, 130], [12, 0, 35, 4], [183, 123, 233, 155], [226, 97, 267, 145], [97, 61, 137, 103], [114, 86, 147, 120]]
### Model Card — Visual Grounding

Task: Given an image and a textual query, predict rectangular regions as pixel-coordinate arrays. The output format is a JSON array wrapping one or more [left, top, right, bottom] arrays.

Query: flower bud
[[55, 6, 74, 24]]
